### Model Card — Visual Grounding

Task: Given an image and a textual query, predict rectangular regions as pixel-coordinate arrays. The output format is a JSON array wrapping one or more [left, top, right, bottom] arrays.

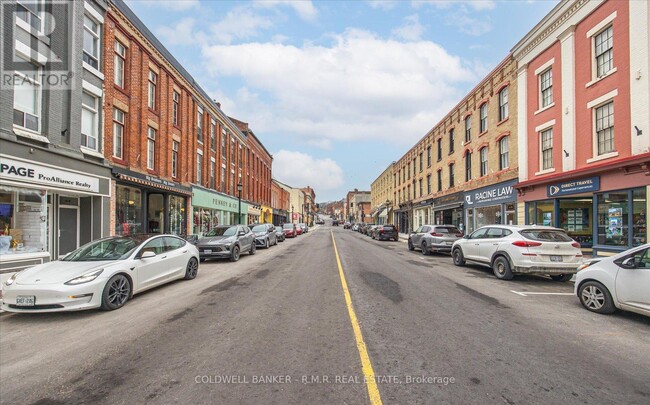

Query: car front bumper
[[198, 245, 233, 258], [1, 280, 105, 312]]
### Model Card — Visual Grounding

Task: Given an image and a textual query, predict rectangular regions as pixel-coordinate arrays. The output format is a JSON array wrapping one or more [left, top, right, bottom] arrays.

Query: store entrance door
[[148, 194, 165, 233], [59, 205, 79, 256]]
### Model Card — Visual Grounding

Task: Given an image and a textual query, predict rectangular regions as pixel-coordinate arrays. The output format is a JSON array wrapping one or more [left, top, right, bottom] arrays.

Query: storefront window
[[193, 208, 220, 237], [597, 192, 628, 246], [115, 185, 143, 235], [0, 186, 47, 255], [169, 195, 186, 236], [535, 201, 554, 226], [475, 205, 501, 228], [632, 188, 646, 246], [559, 199, 593, 248]]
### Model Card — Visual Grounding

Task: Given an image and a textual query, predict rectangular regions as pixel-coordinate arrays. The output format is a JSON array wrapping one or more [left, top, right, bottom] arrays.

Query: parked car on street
[[295, 225, 303, 236], [372, 225, 399, 241], [343, 222, 351, 229], [251, 223, 278, 248], [575, 243, 650, 316], [1, 234, 199, 312], [197, 225, 255, 262], [299, 223, 309, 233], [352, 223, 360, 232], [332, 220, 339, 226], [282, 223, 297, 238], [451, 225, 582, 281], [274, 226, 286, 242], [408, 225, 463, 254]]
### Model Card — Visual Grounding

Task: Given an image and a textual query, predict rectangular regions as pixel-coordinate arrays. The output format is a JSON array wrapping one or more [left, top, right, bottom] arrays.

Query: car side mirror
[[620, 257, 637, 269], [464, 235, 471, 239], [141, 251, 156, 259]]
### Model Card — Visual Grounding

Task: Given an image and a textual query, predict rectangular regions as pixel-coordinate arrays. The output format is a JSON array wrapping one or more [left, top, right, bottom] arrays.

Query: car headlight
[[577, 262, 595, 272], [5, 273, 18, 286], [65, 269, 104, 285]]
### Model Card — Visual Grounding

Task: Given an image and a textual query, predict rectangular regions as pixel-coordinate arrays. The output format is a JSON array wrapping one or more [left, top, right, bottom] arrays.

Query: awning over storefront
[[113, 168, 192, 196]]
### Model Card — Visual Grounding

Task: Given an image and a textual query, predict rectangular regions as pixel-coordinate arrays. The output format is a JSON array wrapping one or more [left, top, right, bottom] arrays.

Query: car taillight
[[512, 241, 542, 247], [430, 232, 443, 237], [571, 242, 581, 249]]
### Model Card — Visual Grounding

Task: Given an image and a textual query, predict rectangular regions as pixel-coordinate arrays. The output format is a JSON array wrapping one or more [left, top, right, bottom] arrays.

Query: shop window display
[[474, 205, 501, 228], [0, 186, 47, 255], [597, 192, 628, 246], [632, 188, 647, 246], [115, 185, 143, 235], [169, 195, 186, 236], [560, 199, 593, 248]]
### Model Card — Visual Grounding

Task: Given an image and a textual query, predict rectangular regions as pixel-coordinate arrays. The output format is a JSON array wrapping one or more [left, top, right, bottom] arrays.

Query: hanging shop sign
[[433, 192, 464, 208], [464, 179, 517, 208], [547, 176, 600, 197]]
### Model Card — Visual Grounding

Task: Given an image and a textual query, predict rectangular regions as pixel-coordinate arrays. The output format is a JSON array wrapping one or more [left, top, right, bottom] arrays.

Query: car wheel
[[101, 274, 131, 311], [408, 239, 414, 251], [578, 281, 616, 314], [421, 241, 429, 256], [452, 248, 465, 266], [250, 243, 256, 255], [492, 256, 514, 280], [184, 257, 199, 280], [550, 274, 573, 282], [230, 245, 241, 262], [394, 237, 399, 242]]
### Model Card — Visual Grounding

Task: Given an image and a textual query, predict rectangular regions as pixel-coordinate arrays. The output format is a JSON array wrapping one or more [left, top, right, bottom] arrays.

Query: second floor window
[[499, 86, 508, 121], [541, 128, 553, 170], [83, 15, 100, 70], [479, 103, 488, 133], [465, 152, 472, 181], [148, 70, 157, 110], [210, 120, 216, 150], [172, 91, 180, 126], [221, 130, 227, 158], [596, 101, 614, 155], [13, 61, 41, 132], [437, 170, 442, 192], [197, 106, 203, 142], [147, 127, 156, 170], [480, 147, 488, 176], [210, 160, 216, 189], [81, 92, 98, 150], [449, 129, 454, 153], [172, 141, 179, 178], [595, 26, 613, 78], [113, 108, 125, 159], [114, 40, 125, 88], [419, 179, 423, 197], [465, 115, 471, 142], [499, 137, 509, 170], [540, 68, 553, 108], [426, 175, 431, 195], [196, 152, 203, 184], [221, 166, 226, 192], [449, 164, 455, 188]]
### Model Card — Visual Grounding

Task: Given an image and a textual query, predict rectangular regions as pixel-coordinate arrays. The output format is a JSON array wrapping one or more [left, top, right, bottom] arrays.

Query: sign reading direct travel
[[464, 180, 516, 207], [547, 177, 600, 197], [0, 157, 100, 193]]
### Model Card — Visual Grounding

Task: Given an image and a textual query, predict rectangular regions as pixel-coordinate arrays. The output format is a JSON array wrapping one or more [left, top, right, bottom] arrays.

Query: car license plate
[[204, 249, 212, 254], [16, 295, 35, 306], [550, 255, 563, 262], [446, 241, 453, 245]]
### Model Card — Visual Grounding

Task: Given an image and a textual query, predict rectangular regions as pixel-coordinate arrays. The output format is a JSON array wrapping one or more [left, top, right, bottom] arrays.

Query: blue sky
[[124, 0, 558, 202]]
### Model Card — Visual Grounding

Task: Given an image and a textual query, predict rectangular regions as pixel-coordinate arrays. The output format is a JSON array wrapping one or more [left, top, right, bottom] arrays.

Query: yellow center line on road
[[330, 230, 383, 405]]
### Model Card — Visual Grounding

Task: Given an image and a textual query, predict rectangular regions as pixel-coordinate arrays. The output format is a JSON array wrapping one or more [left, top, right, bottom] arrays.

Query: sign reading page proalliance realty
[[0, 156, 100, 193]]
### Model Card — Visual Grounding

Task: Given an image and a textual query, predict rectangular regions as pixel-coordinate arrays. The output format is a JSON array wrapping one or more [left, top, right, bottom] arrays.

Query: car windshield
[[205, 227, 238, 237], [283, 224, 294, 229], [62, 237, 143, 261], [435, 226, 460, 234], [520, 229, 573, 242], [252, 225, 267, 232]]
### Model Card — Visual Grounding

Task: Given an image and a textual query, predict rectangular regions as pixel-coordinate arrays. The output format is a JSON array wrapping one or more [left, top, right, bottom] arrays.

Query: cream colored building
[[370, 162, 395, 224]]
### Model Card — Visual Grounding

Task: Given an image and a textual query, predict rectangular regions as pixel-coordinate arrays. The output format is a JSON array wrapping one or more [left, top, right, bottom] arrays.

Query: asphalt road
[[1, 224, 649, 405]]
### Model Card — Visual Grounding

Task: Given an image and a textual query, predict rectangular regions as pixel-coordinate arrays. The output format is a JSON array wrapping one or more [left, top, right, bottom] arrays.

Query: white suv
[[451, 225, 583, 280]]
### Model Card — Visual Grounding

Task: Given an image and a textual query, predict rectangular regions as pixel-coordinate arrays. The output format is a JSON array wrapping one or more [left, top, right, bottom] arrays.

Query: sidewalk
[[398, 233, 409, 243]]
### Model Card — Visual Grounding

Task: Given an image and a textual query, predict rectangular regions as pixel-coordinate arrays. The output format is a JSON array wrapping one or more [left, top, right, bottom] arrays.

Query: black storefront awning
[[112, 168, 192, 196]]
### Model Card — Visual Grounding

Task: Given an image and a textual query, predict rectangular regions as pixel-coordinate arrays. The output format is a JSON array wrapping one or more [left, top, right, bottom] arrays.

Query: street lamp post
[[385, 199, 391, 225], [237, 182, 243, 225], [291, 205, 294, 224]]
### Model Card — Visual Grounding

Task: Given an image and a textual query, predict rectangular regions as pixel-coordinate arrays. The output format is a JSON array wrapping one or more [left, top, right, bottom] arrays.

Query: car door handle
[[182, 250, 188, 253], [161, 256, 167, 259]]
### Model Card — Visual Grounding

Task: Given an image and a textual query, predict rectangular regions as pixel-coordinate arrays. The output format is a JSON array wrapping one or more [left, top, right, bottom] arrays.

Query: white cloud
[[366, 0, 399, 10], [129, 0, 200, 11], [272, 151, 344, 190], [208, 6, 274, 45], [414, 0, 496, 11], [157, 17, 207, 46], [201, 29, 478, 148], [253, 0, 318, 21], [450, 12, 493, 36], [391, 14, 425, 41]]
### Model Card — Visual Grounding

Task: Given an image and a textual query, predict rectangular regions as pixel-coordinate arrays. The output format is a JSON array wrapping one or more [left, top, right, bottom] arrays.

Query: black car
[[332, 220, 339, 226], [372, 225, 399, 241]]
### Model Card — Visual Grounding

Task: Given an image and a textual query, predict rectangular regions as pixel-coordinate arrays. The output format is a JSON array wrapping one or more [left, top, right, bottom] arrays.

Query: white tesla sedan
[[1, 234, 199, 313]]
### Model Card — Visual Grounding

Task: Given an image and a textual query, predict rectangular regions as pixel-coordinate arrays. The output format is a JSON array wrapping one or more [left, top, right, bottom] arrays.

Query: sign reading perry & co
[[464, 180, 516, 207], [0, 156, 99, 193], [547, 177, 600, 197]]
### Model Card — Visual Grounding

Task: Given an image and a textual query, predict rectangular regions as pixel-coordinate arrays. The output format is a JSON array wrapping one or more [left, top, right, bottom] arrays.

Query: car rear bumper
[[425, 243, 454, 252], [513, 264, 579, 275], [376, 233, 398, 240]]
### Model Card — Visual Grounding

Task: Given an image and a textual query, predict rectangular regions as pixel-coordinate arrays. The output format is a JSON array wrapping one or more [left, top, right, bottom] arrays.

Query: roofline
[[229, 116, 273, 159]]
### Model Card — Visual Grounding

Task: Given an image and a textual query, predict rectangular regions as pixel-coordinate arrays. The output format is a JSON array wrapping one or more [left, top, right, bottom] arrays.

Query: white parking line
[[510, 290, 575, 297]]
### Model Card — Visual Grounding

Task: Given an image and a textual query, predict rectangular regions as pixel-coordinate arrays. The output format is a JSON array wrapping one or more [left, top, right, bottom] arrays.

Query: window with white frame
[[147, 127, 156, 170], [210, 119, 216, 150], [210, 160, 216, 189], [197, 106, 203, 142], [13, 61, 41, 132], [540, 68, 553, 108], [221, 130, 227, 158], [465, 115, 471, 142], [479, 103, 488, 133], [148, 70, 157, 110], [480, 147, 488, 176], [541, 128, 553, 170], [114, 40, 126, 88], [499, 86, 508, 121], [196, 152, 202, 183], [239, 145, 243, 168], [113, 108, 124, 159], [231, 138, 235, 163], [595, 26, 613, 78], [83, 15, 100, 70], [16, 1, 44, 32], [499, 137, 509, 170], [81, 92, 98, 150], [221, 166, 226, 192], [596, 101, 614, 155], [172, 141, 179, 178], [172, 91, 180, 126], [465, 151, 472, 181]]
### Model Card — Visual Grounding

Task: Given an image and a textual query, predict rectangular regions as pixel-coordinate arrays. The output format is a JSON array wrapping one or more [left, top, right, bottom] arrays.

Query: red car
[[295, 225, 303, 235], [282, 223, 297, 238]]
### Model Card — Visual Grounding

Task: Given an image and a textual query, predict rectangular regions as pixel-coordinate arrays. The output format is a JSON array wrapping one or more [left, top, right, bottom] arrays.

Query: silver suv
[[408, 225, 463, 254], [451, 225, 583, 280]]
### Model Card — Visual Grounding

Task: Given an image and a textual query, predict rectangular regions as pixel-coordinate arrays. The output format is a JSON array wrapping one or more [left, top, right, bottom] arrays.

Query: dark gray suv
[[251, 223, 278, 248], [197, 225, 255, 262]]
